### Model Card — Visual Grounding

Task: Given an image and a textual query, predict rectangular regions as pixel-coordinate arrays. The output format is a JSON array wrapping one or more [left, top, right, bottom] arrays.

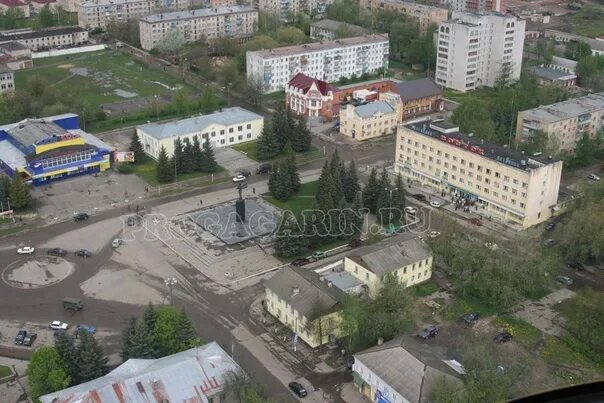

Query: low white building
[[0, 26, 89, 51], [136, 107, 264, 159], [0, 64, 14, 93]]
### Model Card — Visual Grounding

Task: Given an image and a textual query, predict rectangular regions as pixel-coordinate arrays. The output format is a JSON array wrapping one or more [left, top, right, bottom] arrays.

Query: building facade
[[364, 0, 448, 35], [136, 107, 264, 159], [396, 120, 563, 228], [139, 6, 257, 51], [435, 12, 525, 92], [340, 98, 399, 140], [394, 78, 443, 120], [285, 72, 338, 118], [516, 92, 604, 153], [247, 34, 389, 93], [0, 65, 14, 93], [532, 66, 577, 88], [0, 26, 89, 51], [440, 0, 506, 13], [0, 114, 113, 185], [78, 0, 191, 29], [258, 0, 333, 20], [0, 0, 30, 17], [0, 41, 33, 70], [310, 19, 368, 41], [543, 29, 604, 56]]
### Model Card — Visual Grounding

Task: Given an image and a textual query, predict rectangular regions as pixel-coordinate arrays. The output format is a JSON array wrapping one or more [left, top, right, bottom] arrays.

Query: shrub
[[117, 163, 135, 174]]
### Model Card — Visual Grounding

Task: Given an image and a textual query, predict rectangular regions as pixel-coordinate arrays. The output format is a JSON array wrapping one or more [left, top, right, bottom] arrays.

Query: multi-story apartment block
[[139, 6, 257, 51], [340, 98, 400, 140], [364, 0, 448, 35], [396, 120, 563, 228], [516, 93, 604, 153], [310, 19, 367, 41], [440, 0, 506, 13], [247, 34, 389, 93], [0, 27, 89, 51], [0, 65, 14, 93], [435, 12, 525, 92], [258, 0, 333, 20], [78, 0, 191, 30]]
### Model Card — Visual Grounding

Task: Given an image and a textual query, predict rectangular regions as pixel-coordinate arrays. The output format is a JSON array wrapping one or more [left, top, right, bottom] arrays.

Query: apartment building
[[516, 92, 604, 153], [247, 34, 389, 93], [396, 120, 563, 228], [441, 0, 506, 13], [0, 65, 14, 93], [435, 12, 525, 92], [0, 41, 33, 70], [0, 27, 88, 51], [340, 98, 399, 140], [310, 19, 367, 41], [78, 0, 190, 30], [139, 6, 257, 51], [258, 0, 333, 20], [364, 0, 448, 35]]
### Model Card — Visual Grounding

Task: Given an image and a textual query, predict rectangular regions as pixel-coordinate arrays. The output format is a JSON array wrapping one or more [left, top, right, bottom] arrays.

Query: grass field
[[264, 181, 318, 216], [0, 365, 12, 378], [571, 6, 604, 38], [130, 160, 226, 186], [15, 50, 192, 110]]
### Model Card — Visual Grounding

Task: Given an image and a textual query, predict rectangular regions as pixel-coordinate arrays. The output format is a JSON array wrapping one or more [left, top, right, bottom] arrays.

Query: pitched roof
[[310, 19, 367, 35], [532, 66, 576, 81], [40, 342, 242, 403], [287, 72, 337, 96], [0, 26, 85, 41], [395, 78, 442, 102], [353, 100, 396, 118], [0, 0, 27, 6], [519, 92, 604, 124], [265, 266, 345, 320]]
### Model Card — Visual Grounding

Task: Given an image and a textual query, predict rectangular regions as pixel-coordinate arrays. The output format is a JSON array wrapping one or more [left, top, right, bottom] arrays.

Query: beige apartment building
[[364, 0, 448, 35], [516, 92, 604, 153], [78, 0, 190, 30], [340, 96, 400, 140], [396, 121, 563, 228], [258, 0, 333, 20], [139, 6, 257, 51], [0, 27, 88, 51]]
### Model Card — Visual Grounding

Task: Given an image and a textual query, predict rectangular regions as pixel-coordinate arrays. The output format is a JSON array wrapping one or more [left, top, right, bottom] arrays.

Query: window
[[229, 128, 234, 133], [247, 124, 251, 129]]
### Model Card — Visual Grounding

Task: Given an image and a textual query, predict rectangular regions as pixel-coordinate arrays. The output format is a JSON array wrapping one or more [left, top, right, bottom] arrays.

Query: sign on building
[[115, 151, 135, 162]]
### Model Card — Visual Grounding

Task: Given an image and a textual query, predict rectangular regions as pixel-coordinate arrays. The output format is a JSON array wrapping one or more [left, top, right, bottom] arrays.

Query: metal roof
[[550, 56, 577, 71], [0, 138, 26, 169], [6, 119, 66, 148], [395, 78, 442, 102], [353, 100, 396, 119], [141, 6, 256, 23], [323, 271, 363, 291], [310, 19, 367, 35], [40, 342, 242, 403], [519, 92, 604, 124], [137, 107, 263, 140], [532, 66, 576, 81], [249, 34, 389, 58], [0, 26, 86, 42]]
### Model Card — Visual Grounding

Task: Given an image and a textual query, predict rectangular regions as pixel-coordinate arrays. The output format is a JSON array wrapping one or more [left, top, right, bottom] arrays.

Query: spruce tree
[[129, 321, 157, 359], [8, 176, 31, 210], [175, 309, 199, 350], [292, 117, 312, 152], [173, 137, 184, 174], [342, 160, 361, 203], [275, 211, 309, 257], [256, 123, 280, 160], [120, 316, 138, 362], [272, 106, 289, 151], [143, 303, 158, 331], [350, 191, 365, 236], [271, 160, 293, 201], [181, 138, 195, 174], [329, 151, 345, 203], [156, 145, 174, 183], [54, 332, 78, 385], [376, 168, 393, 225], [193, 135, 203, 172], [129, 132, 147, 164], [76, 331, 108, 382], [315, 160, 337, 211], [391, 173, 406, 224], [363, 167, 379, 213], [284, 145, 300, 192], [0, 175, 10, 205], [199, 138, 218, 173]]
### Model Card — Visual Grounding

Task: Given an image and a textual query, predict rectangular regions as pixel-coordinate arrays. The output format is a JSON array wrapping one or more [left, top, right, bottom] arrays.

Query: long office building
[[78, 0, 191, 29], [440, 0, 506, 13], [435, 12, 525, 92], [258, 0, 333, 20], [0, 26, 89, 51], [395, 120, 563, 228], [516, 92, 604, 153], [363, 0, 448, 35], [139, 6, 257, 51], [246, 34, 389, 93]]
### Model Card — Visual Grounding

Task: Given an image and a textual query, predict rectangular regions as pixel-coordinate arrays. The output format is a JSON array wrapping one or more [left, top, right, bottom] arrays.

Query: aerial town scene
[[0, 0, 602, 400]]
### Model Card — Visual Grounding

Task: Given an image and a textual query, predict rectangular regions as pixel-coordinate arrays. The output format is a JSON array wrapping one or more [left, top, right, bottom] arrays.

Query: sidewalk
[[0, 357, 29, 403]]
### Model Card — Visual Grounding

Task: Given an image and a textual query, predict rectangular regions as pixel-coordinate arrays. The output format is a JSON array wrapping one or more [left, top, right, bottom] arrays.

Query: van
[[63, 297, 83, 311]]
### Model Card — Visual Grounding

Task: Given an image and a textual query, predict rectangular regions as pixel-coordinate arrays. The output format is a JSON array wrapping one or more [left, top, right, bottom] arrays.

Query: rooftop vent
[[292, 286, 300, 296], [152, 379, 159, 390], [327, 281, 333, 288]]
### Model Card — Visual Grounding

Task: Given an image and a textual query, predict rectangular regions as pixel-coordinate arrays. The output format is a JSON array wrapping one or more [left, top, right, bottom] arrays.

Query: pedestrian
[[252, 187, 256, 194], [145, 186, 149, 193], [200, 199, 203, 205], [87, 189, 91, 195]]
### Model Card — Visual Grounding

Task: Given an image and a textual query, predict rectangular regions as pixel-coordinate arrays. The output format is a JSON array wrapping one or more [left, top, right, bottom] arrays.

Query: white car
[[404, 207, 417, 215], [232, 175, 247, 183], [17, 246, 35, 255], [587, 173, 601, 181], [427, 231, 441, 239], [49, 321, 68, 330], [430, 201, 441, 208], [484, 242, 499, 251]]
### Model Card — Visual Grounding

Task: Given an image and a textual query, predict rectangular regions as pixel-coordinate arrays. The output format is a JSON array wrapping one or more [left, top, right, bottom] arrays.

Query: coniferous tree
[[350, 191, 365, 236], [192, 135, 203, 172], [181, 138, 195, 174], [285, 145, 300, 192], [54, 332, 78, 385], [129, 321, 157, 359], [375, 168, 394, 225], [270, 160, 293, 201], [120, 316, 138, 362], [129, 132, 147, 164], [156, 145, 174, 183], [342, 160, 361, 203], [272, 106, 289, 151], [315, 160, 337, 211], [256, 123, 280, 160], [284, 109, 297, 145], [199, 138, 218, 173], [274, 211, 309, 257], [391, 173, 406, 224], [143, 303, 158, 331], [363, 167, 379, 214], [173, 137, 184, 174], [292, 117, 312, 152], [329, 151, 345, 203], [0, 175, 10, 206], [175, 309, 199, 350], [8, 175, 31, 210], [76, 331, 108, 382]]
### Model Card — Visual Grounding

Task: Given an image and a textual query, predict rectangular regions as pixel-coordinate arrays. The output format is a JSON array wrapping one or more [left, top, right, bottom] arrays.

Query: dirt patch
[[513, 288, 576, 336], [57, 64, 74, 69]]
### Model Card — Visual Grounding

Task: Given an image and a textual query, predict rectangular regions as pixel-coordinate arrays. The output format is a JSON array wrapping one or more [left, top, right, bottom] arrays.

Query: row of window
[[37, 150, 93, 169]]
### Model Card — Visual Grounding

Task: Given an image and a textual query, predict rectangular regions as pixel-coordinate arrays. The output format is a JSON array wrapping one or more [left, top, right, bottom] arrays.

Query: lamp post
[[164, 276, 177, 305], [386, 187, 398, 223]]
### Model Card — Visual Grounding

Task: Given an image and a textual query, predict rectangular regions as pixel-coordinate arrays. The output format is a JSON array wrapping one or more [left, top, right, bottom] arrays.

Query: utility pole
[[164, 277, 177, 305]]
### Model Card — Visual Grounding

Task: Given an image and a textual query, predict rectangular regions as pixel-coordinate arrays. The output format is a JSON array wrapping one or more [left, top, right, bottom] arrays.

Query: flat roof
[[141, 5, 256, 23], [137, 107, 263, 140], [532, 66, 576, 81], [323, 271, 363, 291], [81, 0, 153, 7], [0, 26, 85, 41], [353, 100, 396, 118], [7, 120, 66, 148], [248, 34, 389, 58], [0, 139, 26, 169], [520, 92, 604, 124], [310, 19, 367, 35]]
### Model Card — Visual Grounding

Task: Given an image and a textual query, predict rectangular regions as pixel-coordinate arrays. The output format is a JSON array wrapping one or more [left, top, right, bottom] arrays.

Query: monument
[[235, 181, 246, 223]]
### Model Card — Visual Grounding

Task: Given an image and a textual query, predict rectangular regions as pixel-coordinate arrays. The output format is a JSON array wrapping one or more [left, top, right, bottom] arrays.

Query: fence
[[32, 44, 107, 59]]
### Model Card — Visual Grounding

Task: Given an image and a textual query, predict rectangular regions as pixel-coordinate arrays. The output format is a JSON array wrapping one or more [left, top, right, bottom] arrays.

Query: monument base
[[235, 199, 246, 222]]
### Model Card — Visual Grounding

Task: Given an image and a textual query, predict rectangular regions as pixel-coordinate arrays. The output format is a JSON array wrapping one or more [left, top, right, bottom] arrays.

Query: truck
[[63, 297, 83, 311]]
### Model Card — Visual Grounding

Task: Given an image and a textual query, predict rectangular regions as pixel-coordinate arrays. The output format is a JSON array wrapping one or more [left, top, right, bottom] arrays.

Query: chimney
[[377, 337, 383, 346]]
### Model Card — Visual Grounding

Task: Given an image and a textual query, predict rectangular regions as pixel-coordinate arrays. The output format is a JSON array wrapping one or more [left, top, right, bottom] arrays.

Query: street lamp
[[385, 187, 398, 223], [164, 276, 177, 305]]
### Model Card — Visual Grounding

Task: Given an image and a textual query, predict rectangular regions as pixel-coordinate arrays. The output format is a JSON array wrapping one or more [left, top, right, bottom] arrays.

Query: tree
[[173, 137, 184, 174], [535, 38, 554, 65], [27, 347, 70, 400], [573, 133, 601, 167], [362, 167, 380, 213], [199, 138, 218, 173], [292, 117, 312, 152], [339, 294, 368, 354], [255, 123, 281, 160], [8, 175, 31, 210], [120, 316, 138, 362], [54, 332, 78, 385], [451, 98, 497, 141], [328, 150, 345, 203], [171, 89, 189, 116], [285, 145, 300, 192], [559, 200, 604, 264], [375, 167, 392, 224], [564, 288, 604, 356], [128, 320, 157, 359], [76, 331, 108, 382], [268, 160, 293, 201], [274, 211, 309, 257], [430, 376, 466, 403], [38, 5, 55, 27], [244, 77, 265, 109], [369, 273, 415, 341], [271, 106, 291, 151], [199, 86, 220, 113], [156, 145, 174, 183], [154, 29, 186, 54], [181, 138, 195, 174], [192, 135, 203, 172], [315, 160, 338, 211], [0, 175, 10, 206], [129, 132, 147, 164], [175, 309, 201, 351], [276, 26, 307, 45], [342, 160, 361, 203], [565, 41, 592, 61], [223, 369, 269, 403]]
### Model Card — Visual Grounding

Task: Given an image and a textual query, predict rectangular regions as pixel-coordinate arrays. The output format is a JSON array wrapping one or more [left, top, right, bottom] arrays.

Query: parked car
[[291, 257, 310, 266], [430, 201, 441, 208], [412, 194, 427, 202], [427, 231, 441, 239], [542, 239, 556, 247], [459, 312, 480, 326], [348, 238, 362, 248], [23, 333, 37, 347], [404, 206, 418, 215], [17, 246, 35, 255], [544, 222, 556, 231], [48, 248, 67, 257], [49, 321, 68, 330], [75, 249, 92, 258], [288, 382, 308, 398], [238, 169, 251, 177], [74, 212, 89, 221], [311, 251, 327, 260], [111, 239, 122, 248], [566, 261, 585, 271], [417, 325, 439, 340], [494, 332, 513, 344], [76, 324, 97, 334], [256, 163, 272, 174], [127, 216, 136, 226], [557, 275, 573, 286], [587, 173, 601, 181], [232, 174, 247, 183], [14, 330, 26, 345]]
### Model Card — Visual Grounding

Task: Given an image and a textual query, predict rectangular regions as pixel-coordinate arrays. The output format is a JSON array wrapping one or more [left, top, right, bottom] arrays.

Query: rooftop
[[550, 55, 577, 70], [141, 5, 256, 23], [544, 29, 604, 52], [0, 26, 86, 41], [310, 19, 367, 35], [249, 34, 389, 58], [337, 78, 401, 90], [0, 41, 30, 52], [532, 66, 576, 81], [81, 0, 157, 7], [265, 266, 345, 320], [0, 0, 27, 6], [348, 233, 432, 276], [40, 342, 241, 403], [351, 100, 396, 119], [0, 64, 12, 73], [395, 78, 442, 102], [519, 92, 604, 124], [405, 120, 560, 170], [7, 119, 67, 148], [287, 72, 338, 95], [323, 271, 364, 292], [137, 107, 263, 140], [372, 0, 447, 12]]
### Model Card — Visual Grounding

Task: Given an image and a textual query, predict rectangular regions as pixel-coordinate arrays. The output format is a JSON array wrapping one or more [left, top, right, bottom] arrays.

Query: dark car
[[459, 312, 480, 326], [238, 169, 251, 178], [75, 249, 92, 258], [348, 238, 362, 248], [256, 163, 272, 174], [566, 261, 585, 271], [23, 333, 37, 346], [74, 213, 89, 221], [291, 257, 310, 266], [127, 216, 136, 226], [48, 248, 67, 257], [494, 332, 513, 344], [418, 325, 439, 340], [14, 330, 26, 345], [543, 239, 556, 247], [413, 193, 427, 202], [544, 222, 556, 231], [76, 324, 97, 334], [288, 382, 308, 398]]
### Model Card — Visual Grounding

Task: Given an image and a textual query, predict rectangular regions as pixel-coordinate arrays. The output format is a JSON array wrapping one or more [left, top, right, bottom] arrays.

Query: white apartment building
[[396, 120, 563, 229], [435, 12, 525, 92], [139, 6, 257, 51], [78, 0, 191, 30], [0, 27, 89, 51], [246, 34, 389, 93], [258, 0, 333, 20]]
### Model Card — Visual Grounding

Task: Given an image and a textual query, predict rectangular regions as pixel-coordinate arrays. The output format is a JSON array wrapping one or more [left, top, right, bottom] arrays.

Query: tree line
[[256, 106, 312, 161], [0, 6, 76, 31], [268, 145, 300, 201], [0, 175, 32, 211]]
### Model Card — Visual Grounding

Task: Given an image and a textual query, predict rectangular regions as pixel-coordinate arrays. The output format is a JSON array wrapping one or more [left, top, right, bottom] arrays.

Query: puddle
[[70, 67, 88, 76]]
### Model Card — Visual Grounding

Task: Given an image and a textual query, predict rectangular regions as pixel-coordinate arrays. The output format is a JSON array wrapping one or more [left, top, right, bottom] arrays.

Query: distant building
[[549, 56, 577, 74], [310, 19, 368, 41], [440, 0, 506, 13], [435, 12, 526, 92], [532, 66, 577, 87], [394, 78, 443, 120], [246, 34, 389, 93], [340, 98, 399, 140], [363, 0, 448, 35], [0, 64, 14, 93], [0, 41, 33, 70], [0, 114, 113, 185], [40, 342, 243, 403], [29, 0, 59, 13], [139, 6, 258, 51], [0, 26, 89, 51], [516, 92, 604, 153], [78, 0, 191, 29], [0, 0, 30, 17], [258, 0, 332, 20], [136, 107, 264, 159], [544, 29, 604, 56]]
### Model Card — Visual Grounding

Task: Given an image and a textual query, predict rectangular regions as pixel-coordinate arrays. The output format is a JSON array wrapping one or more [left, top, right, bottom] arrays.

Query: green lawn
[[0, 365, 12, 378], [571, 6, 604, 37], [15, 50, 193, 110], [443, 87, 495, 103], [491, 316, 543, 350], [129, 160, 226, 186], [414, 280, 439, 297], [443, 296, 499, 320], [264, 181, 318, 216]]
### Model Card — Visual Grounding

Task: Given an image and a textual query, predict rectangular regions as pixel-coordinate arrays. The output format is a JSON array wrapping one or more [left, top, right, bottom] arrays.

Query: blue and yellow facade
[[0, 114, 113, 185]]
